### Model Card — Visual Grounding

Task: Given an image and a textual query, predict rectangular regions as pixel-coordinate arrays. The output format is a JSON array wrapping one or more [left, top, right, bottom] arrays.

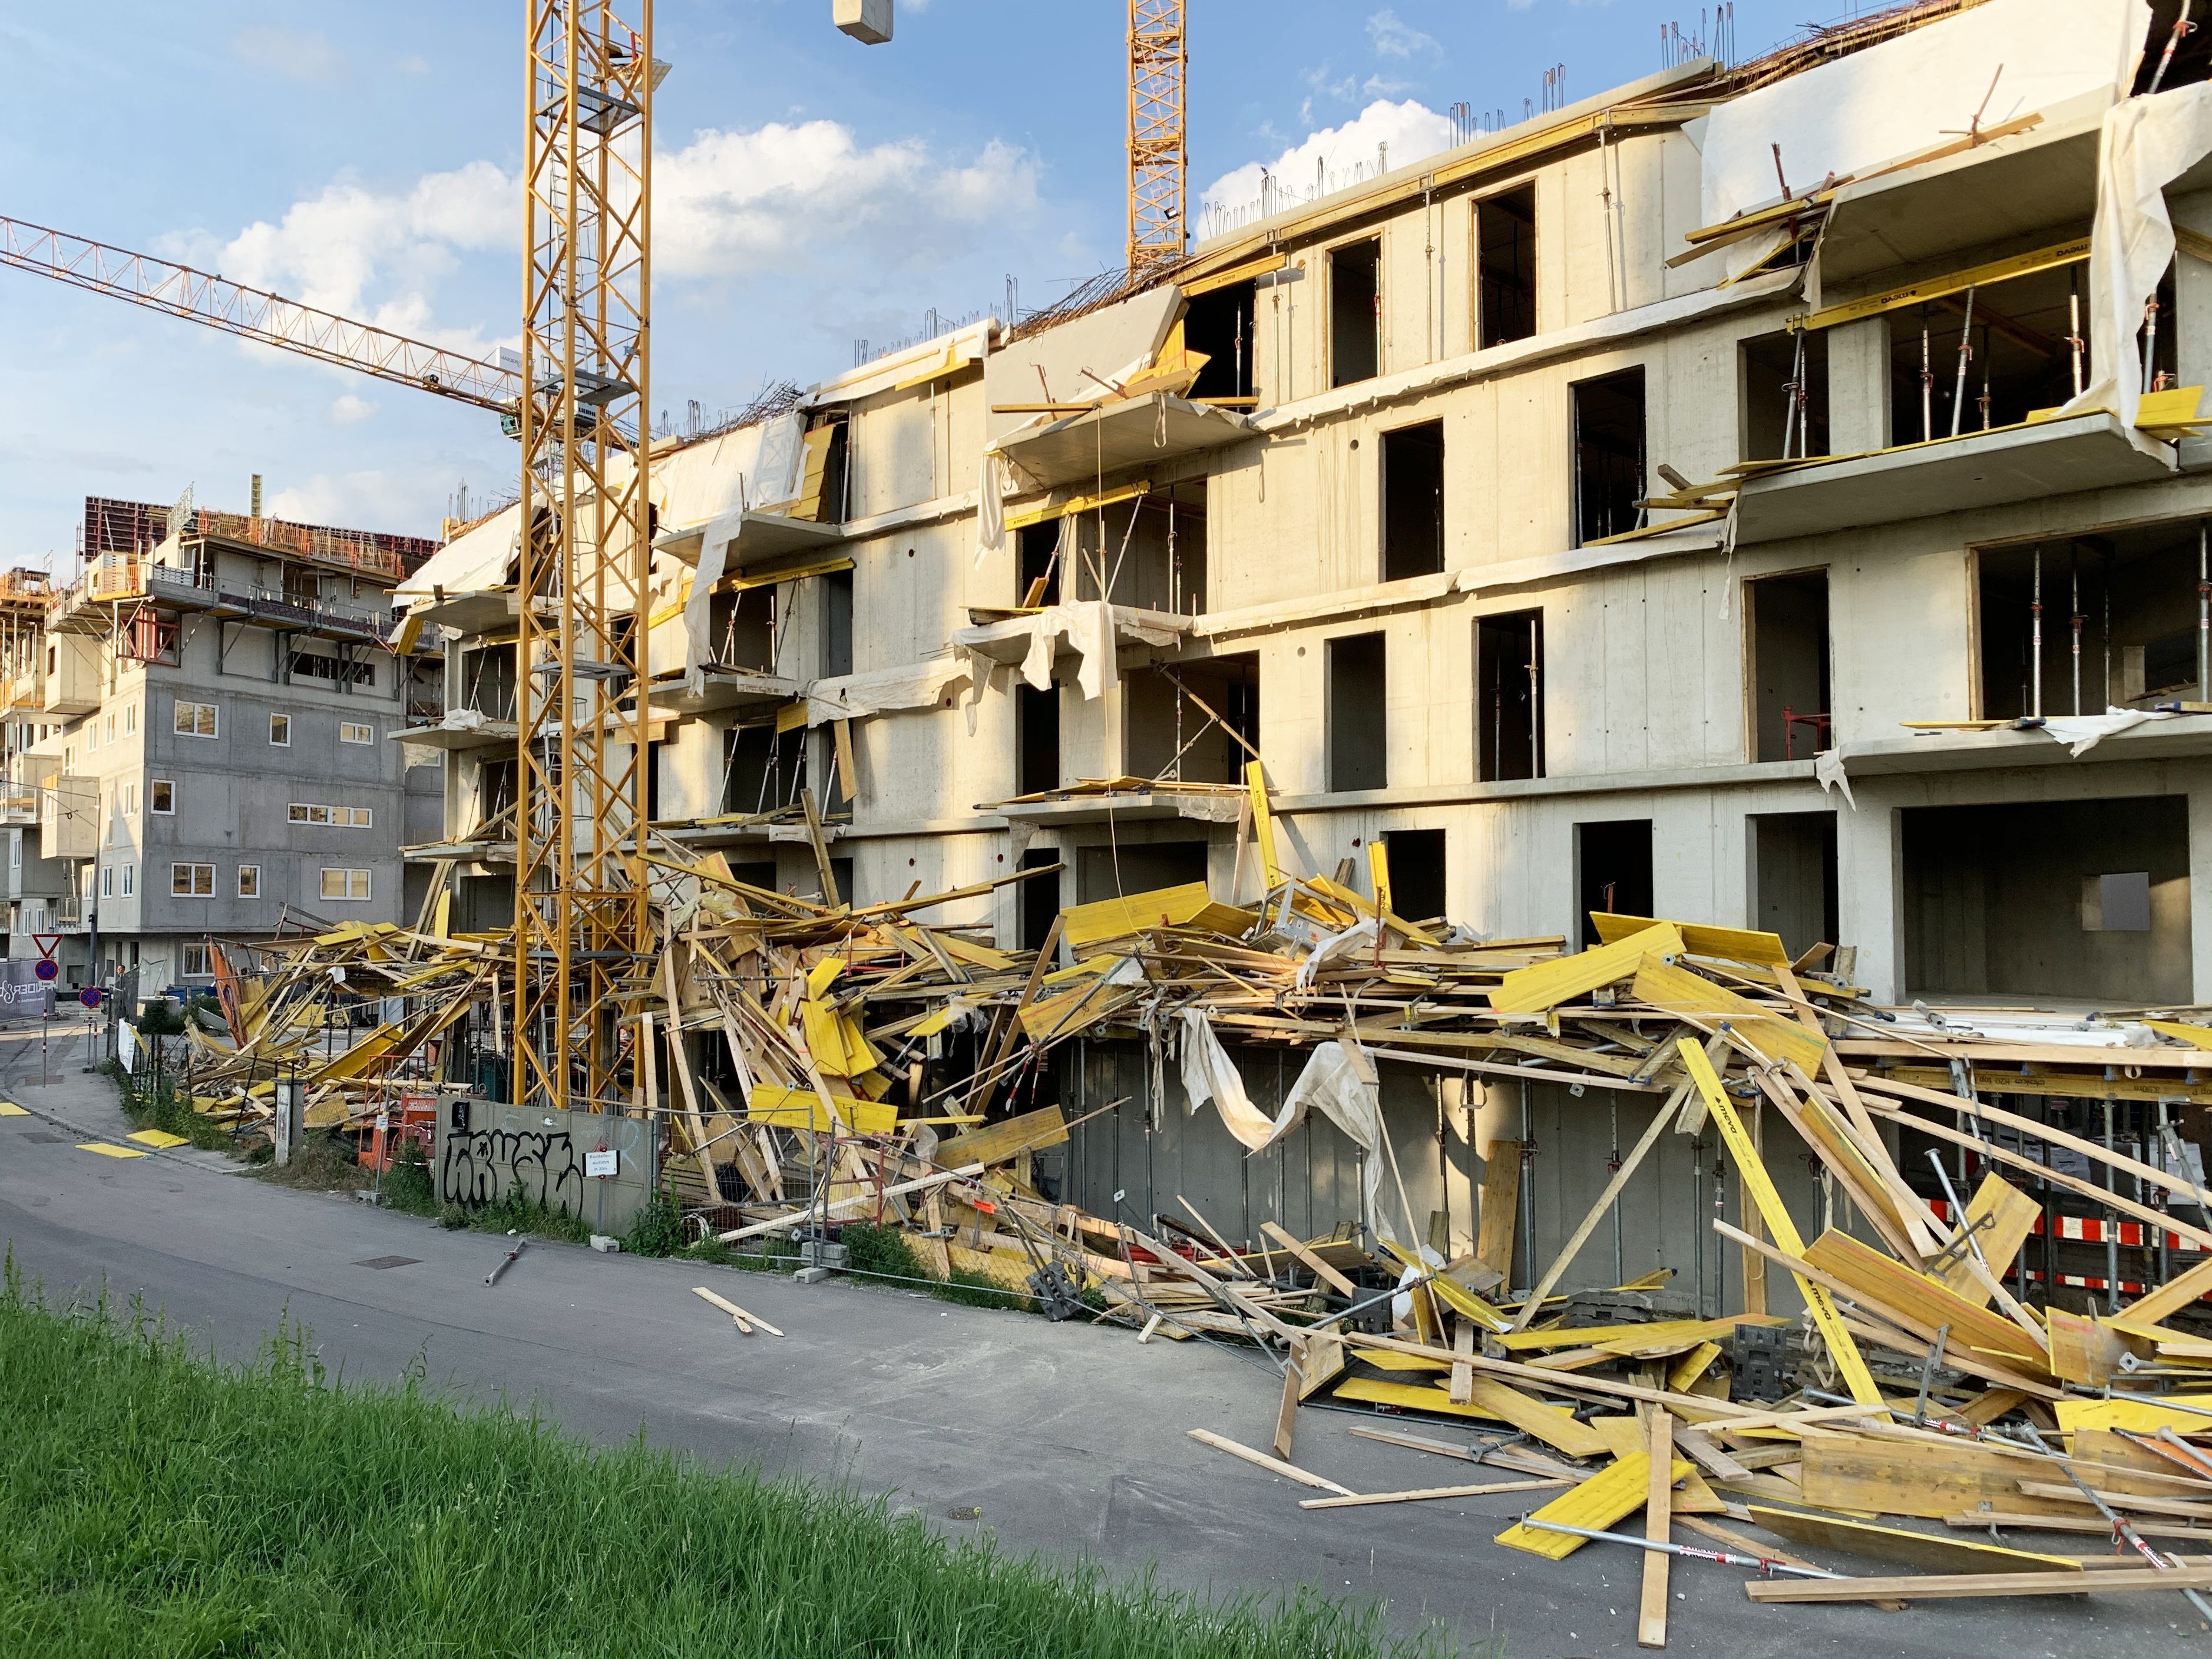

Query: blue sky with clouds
[[0, 1, 1813, 562]]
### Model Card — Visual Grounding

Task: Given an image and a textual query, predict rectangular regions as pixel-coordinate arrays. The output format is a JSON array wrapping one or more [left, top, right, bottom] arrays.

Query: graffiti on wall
[[439, 1128, 585, 1216]]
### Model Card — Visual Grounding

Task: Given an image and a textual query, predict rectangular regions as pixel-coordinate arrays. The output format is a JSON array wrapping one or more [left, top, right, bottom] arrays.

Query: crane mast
[[1127, 0, 1188, 277], [516, 0, 656, 1113]]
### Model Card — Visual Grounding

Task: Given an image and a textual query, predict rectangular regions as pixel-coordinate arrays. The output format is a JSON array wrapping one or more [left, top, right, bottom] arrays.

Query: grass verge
[[0, 1257, 1443, 1659]]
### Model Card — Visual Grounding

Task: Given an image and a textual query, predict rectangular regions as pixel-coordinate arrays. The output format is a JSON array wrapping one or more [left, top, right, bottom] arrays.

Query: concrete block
[[793, 1265, 834, 1285], [799, 1240, 849, 1270], [589, 1234, 621, 1254], [833, 0, 891, 45]]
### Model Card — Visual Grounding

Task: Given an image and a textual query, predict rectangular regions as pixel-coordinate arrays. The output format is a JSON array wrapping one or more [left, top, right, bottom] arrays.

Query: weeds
[[0, 1256, 1439, 1658]]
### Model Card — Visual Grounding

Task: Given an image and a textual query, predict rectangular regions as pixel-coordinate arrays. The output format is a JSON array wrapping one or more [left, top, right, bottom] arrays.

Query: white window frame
[[237, 864, 260, 898], [98, 864, 113, 898], [181, 943, 211, 977], [120, 864, 134, 898], [288, 802, 372, 828], [171, 862, 214, 898], [270, 712, 291, 746], [338, 722, 375, 745], [320, 867, 372, 902], [150, 779, 175, 814], [124, 703, 137, 735], [174, 700, 219, 739]]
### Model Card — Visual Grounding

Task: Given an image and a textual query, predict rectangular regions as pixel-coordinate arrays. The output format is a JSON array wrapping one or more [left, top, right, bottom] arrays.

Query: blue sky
[[0, 1, 1815, 561]]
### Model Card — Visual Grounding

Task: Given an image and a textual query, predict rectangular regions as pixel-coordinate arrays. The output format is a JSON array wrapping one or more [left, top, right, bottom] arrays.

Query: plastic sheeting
[[973, 451, 1008, 569], [801, 657, 972, 727], [1176, 1010, 1390, 1237], [2036, 705, 2180, 754], [953, 601, 1183, 732], [2064, 80, 2212, 431], [1699, 0, 2141, 275], [395, 503, 520, 601]]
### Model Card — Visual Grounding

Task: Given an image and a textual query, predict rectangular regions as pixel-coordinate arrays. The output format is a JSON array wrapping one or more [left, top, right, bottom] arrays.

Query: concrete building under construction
[[388, 0, 2212, 1306]]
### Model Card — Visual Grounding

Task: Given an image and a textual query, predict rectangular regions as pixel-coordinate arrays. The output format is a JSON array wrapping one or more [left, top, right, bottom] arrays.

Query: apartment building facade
[[406, 0, 2212, 1281], [1, 496, 442, 992]]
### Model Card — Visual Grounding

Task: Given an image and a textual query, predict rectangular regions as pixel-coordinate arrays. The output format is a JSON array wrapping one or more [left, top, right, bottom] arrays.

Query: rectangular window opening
[[1749, 811, 1838, 962], [725, 723, 807, 815], [1327, 633, 1388, 792], [1381, 419, 1446, 582], [1380, 828, 1447, 926], [1740, 328, 1829, 462], [1476, 184, 1537, 349], [1575, 819, 1653, 950], [320, 867, 372, 902], [1124, 652, 1258, 786], [270, 713, 291, 745], [238, 865, 261, 898], [1016, 682, 1060, 797], [1746, 570, 1832, 762], [1572, 366, 1645, 547], [174, 700, 219, 738], [1330, 237, 1381, 388], [1903, 797, 2189, 1003], [819, 568, 854, 679], [171, 861, 214, 898], [1018, 846, 1063, 952], [338, 722, 375, 745], [1475, 609, 1545, 782], [1883, 259, 2096, 444], [1075, 840, 1209, 904], [1184, 280, 1257, 403], [151, 779, 174, 814], [1016, 521, 1064, 609]]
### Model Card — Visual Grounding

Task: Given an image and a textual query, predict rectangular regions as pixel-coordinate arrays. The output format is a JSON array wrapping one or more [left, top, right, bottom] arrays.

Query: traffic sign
[[78, 987, 101, 1009], [32, 960, 57, 982], [31, 934, 58, 960]]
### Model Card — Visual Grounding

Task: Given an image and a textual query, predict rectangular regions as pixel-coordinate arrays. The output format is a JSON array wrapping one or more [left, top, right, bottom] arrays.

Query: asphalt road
[[0, 1028, 2193, 1658]]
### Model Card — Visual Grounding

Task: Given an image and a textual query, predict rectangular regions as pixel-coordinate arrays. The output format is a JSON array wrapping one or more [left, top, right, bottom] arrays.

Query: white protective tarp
[[650, 412, 807, 527], [802, 657, 972, 727], [973, 451, 1009, 568], [1177, 1011, 1392, 1237], [1699, 0, 2143, 276], [953, 601, 1182, 731], [2064, 80, 2212, 431], [394, 503, 521, 601], [2036, 705, 2180, 754]]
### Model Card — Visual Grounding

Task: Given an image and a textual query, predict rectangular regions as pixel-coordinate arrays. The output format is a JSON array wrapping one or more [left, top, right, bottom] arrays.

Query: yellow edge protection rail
[[1797, 237, 2089, 333], [1677, 1037, 1884, 1409], [1245, 759, 1281, 889]]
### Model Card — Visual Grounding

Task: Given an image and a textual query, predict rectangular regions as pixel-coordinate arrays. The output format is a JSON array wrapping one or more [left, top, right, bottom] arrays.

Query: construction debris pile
[[169, 789, 2212, 1627]]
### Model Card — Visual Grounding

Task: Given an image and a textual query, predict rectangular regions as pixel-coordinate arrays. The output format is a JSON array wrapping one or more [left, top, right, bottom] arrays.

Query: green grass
[[0, 1256, 1445, 1659], [110, 1065, 232, 1153]]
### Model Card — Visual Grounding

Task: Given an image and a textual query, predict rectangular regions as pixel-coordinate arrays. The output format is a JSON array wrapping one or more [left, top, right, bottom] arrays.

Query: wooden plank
[[1933, 1172, 2041, 1303], [1274, 1339, 1304, 1460], [1801, 1228, 2046, 1368], [1331, 1376, 1611, 1459], [2070, 1427, 2212, 1495], [1489, 922, 1683, 1015], [936, 1104, 1068, 1169], [1639, 1412, 1674, 1650], [1186, 1428, 1354, 1496], [1244, 760, 1281, 888], [1450, 1318, 1476, 1405], [2122, 1252, 2212, 1328], [1800, 1435, 2085, 1520], [2016, 1480, 2212, 1520], [1499, 1314, 1786, 1353], [1678, 1040, 1883, 1406], [691, 1284, 785, 1337], [1474, 1139, 1522, 1279], [1746, 1565, 2212, 1604], [1590, 911, 1788, 966], [1345, 1330, 1770, 1420], [1259, 1221, 1361, 1297], [1674, 1427, 1752, 1482], [2046, 1308, 2128, 1386], [1746, 1505, 2077, 1575], [1060, 882, 1251, 950], [1496, 1452, 1689, 1560], [1300, 1478, 1565, 1511], [1945, 1510, 2212, 1541], [1668, 1342, 1723, 1393], [745, 1082, 900, 1136], [2055, 1393, 2212, 1437], [1633, 956, 1827, 1073]]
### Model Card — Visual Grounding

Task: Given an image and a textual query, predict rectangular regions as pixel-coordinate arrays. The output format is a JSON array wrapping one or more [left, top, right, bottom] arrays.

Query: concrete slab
[[1841, 712, 2212, 775], [998, 395, 1255, 491], [654, 510, 845, 568], [1735, 414, 2175, 545]]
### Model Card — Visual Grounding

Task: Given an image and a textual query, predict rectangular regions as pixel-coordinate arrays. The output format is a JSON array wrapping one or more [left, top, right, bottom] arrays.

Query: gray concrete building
[[0, 494, 441, 993]]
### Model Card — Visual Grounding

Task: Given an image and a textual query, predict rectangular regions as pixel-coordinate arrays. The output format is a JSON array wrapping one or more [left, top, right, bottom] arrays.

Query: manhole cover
[[353, 1256, 421, 1270], [21, 1132, 62, 1144]]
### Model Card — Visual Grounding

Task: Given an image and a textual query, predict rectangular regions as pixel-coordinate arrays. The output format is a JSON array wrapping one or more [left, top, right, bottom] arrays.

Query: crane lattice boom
[[1128, 0, 1188, 277], [0, 215, 520, 414]]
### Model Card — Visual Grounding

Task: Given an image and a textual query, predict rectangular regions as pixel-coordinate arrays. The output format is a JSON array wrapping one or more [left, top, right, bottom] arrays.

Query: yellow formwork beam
[[1678, 1037, 1884, 1409]]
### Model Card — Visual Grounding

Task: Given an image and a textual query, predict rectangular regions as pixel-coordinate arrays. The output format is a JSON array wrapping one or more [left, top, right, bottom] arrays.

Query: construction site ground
[[0, 1023, 2185, 1658]]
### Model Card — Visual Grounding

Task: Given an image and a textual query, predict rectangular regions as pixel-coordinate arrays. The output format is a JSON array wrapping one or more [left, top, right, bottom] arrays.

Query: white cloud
[[329, 394, 376, 426], [1201, 100, 1456, 219], [265, 472, 439, 534], [230, 26, 345, 86], [1367, 9, 1440, 60], [655, 121, 1037, 280]]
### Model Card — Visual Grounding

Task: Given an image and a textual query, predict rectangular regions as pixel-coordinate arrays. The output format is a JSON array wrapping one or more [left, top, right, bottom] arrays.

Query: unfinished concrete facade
[[408, 0, 2212, 1307]]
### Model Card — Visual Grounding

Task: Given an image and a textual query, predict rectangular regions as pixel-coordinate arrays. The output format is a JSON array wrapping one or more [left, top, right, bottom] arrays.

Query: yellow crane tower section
[[1127, 0, 1188, 277], [515, 0, 659, 1114]]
